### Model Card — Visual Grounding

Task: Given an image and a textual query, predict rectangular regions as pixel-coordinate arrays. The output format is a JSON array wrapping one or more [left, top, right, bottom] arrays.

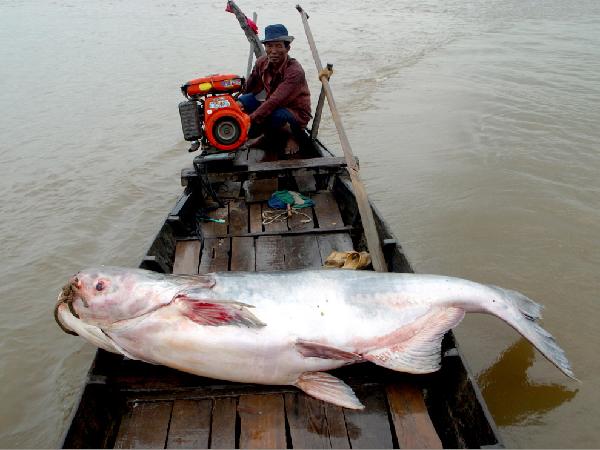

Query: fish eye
[[95, 280, 105, 291]]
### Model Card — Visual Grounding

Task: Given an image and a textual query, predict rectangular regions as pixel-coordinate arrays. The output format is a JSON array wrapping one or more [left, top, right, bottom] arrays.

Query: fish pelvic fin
[[295, 371, 364, 410], [364, 307, 465, 374], [175, 295, 266, 328]]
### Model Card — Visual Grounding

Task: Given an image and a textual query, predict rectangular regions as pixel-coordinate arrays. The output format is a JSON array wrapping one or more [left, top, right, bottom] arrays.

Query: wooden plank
[[343, 387, 394, 448], [210, 397, 237, 449], [249, 203, 263, 234], [244, 178, 278, 203], [214, 180, 242, 198], [255, 236, 285, 271], [282, 235, 322, 269], [228, 199, 249, 235], [181, 167, 196, 187], [168, 191, 192, 220], [178, 225, 353, 240], [386, 383, 443, 449], [263, 202, 289, 233], [200, 207, 228, 238], [184, 157, 347, 182], [198, 238, 230, 273], [125, 385, 298, 403], [231, 236, 255, 272], [324, 404, 351, 449], [246, 156, 346, 173], [284, 393, 331, 449], [114, 401, 172, 449], [312, 192, 344, 229], [317, 233, 355, 264], [166, 399, 212, 449], [288, 207, 314, 232], [172, 240, 201, 274], [238, 394, 286, 449], [294, 174, 317, 193]]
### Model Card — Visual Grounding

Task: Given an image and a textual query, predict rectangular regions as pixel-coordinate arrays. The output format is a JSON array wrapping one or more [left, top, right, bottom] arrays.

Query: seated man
[[238, 24, 311, 155]]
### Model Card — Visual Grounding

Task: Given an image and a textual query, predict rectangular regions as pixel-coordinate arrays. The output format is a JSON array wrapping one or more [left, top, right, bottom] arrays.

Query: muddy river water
[[1, 0, 599, 447]]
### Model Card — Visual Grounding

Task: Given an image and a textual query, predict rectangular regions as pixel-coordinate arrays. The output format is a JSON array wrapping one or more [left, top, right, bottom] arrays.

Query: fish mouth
[[54, 282, 80, 336]]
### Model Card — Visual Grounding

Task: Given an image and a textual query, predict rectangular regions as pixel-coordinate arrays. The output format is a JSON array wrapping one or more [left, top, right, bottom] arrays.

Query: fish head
[[57, 266, 170, 328]]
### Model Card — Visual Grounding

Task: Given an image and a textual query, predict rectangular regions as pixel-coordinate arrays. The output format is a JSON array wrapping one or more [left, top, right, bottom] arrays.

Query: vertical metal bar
[[310, 63, 333, 140], [227, 0, 265, 58], [246, 12, 258, 79]]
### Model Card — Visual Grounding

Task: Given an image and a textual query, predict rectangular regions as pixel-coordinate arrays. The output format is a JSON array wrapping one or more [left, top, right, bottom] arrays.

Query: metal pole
[[227, 0, 265, 58], [246, 12, 258, 79], [296, 5, 387, 272], [310, 63, 332, 140]]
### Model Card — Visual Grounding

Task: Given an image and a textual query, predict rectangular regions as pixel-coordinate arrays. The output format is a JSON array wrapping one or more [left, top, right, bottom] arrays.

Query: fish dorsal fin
[[175, 295, 266, 328], [365, 307, 465, 374], [296, 371, 364, 410]]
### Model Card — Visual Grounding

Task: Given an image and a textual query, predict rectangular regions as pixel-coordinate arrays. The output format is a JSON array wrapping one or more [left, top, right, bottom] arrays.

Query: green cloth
[[268, 190, 315, 209]]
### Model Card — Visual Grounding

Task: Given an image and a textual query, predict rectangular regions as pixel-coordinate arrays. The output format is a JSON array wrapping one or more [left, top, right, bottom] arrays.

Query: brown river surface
[[1, 0, 599, 447]]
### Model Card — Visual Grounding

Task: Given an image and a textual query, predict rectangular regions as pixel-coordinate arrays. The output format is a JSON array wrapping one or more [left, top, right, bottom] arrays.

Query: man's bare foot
[[284, 136, 300, 155]]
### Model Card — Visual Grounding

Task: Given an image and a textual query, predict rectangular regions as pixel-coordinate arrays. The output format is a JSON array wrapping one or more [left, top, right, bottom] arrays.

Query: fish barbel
[[55, 267, 574, 409]]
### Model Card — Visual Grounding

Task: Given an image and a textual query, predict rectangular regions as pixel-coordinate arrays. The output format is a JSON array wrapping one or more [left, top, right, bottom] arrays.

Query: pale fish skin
[[55, 267, 574, 409]]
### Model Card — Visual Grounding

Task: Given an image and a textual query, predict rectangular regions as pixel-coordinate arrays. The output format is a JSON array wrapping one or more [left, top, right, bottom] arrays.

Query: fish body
[[56, 267, 574, 409]]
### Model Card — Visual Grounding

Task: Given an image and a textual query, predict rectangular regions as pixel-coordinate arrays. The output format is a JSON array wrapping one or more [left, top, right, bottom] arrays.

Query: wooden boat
[[59, 133, 503, 448]]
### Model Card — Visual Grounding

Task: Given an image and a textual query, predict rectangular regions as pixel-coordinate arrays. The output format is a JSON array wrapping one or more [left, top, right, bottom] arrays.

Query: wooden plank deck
[[113, 380, 441, 449], [166, 400, 211, 449], [238, 395, 287, 449], [210, 398, 237, 449], [114, 401, 172, 449], [112, 185, 442, 449]]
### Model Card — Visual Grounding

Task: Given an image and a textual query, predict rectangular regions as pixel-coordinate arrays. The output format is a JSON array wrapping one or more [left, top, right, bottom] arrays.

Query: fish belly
[[106, 306, 351, 385]]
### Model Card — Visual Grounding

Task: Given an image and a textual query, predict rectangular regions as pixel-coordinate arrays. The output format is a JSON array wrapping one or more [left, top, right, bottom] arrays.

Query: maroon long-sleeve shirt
[[244, 55, 312, 127]]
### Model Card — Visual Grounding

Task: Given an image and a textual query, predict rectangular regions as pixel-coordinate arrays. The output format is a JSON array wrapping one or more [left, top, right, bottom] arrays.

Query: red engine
[[179, 74, 250, 152]]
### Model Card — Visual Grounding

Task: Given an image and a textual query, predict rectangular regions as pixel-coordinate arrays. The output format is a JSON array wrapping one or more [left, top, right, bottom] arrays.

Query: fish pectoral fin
[[295, 340, 363, 363], [295, 371, 364, 410], [175, 296, 266, 328], [365, 307, 465, 374]]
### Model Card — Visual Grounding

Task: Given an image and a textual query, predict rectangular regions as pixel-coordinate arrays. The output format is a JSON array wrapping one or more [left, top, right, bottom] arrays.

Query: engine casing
[[179, 74, 249, 151], [203, 94, 250, 151]]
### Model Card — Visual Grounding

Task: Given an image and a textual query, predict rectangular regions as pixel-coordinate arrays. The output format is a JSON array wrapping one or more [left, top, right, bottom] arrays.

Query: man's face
[[265, 41, 288, 66]]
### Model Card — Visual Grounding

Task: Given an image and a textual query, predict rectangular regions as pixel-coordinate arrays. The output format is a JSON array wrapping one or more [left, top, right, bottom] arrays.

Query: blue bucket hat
[[261, 24, 294, 43]]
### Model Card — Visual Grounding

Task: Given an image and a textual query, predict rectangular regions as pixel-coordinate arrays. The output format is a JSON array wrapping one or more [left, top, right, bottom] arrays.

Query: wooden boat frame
[[59, 134, 503, 448]]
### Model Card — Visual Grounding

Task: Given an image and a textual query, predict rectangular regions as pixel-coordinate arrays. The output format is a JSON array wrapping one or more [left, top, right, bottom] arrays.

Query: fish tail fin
[[489, 285, 576, 380], [491, 285, 543, 321]]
